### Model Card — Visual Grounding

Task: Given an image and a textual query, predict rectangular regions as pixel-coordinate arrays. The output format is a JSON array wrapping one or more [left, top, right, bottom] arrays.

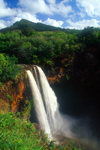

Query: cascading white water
[[27, 67, 100, 149], [27, 66, 73, 140], [27, 70, 52, 139], [36, 66, 59, 132], [36, 66, 73, 138]]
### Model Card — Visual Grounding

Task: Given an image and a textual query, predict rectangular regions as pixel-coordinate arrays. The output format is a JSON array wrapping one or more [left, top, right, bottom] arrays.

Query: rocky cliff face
[[0, 70, 31, 116], [11, 81, 25, 113]]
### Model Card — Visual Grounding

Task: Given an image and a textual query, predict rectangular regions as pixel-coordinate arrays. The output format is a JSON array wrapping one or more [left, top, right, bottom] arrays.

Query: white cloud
[[0, 19, 12, 29], [18, 0, 51, 14], [43, 18, 63, 27], [0, 20, 7, 29], [0, 0, 6, 8], [3, 0, 100, 30], [0, 0, 17, 18], [0, 0, 72, 29], [76, 0, 100, 17], [60, 0, 69, 4], [52, 2, 72, 17], [18, 0, 72, 16], [12, 10, 42, 23], [46, 0, 56, 4], [67, 19, 100, 29], [78, 12, 85, 18], [0, 9, 42, 29]]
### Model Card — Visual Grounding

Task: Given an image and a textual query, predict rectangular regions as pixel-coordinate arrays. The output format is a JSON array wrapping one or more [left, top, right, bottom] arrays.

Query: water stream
[[27, 66, 100, 149], [27, 66, 73, 140]]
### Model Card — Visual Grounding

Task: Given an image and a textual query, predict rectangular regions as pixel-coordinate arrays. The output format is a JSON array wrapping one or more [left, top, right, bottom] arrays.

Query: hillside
[[0, 19, 62, 33], [0, 19, 80, 34]]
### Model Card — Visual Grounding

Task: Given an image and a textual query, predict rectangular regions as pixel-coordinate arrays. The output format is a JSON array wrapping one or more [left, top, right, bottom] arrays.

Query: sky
[[0, 0, 100, 29]]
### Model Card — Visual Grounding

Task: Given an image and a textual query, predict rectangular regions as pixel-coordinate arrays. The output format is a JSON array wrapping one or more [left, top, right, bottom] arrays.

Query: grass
[[0, 113, 49, 150], [0, 113, 81, 150]]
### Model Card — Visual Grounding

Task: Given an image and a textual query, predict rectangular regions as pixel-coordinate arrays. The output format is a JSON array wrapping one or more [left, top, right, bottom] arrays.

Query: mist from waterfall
[[27, 66, 73, 140], [27, 66, 100, 149]]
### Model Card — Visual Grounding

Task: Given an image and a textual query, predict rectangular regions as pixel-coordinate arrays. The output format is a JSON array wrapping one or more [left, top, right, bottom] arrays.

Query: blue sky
[[0, 0, 100, 29]]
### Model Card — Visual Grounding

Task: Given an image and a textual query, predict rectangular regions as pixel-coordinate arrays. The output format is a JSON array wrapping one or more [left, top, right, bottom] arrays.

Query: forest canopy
[[0, 25, 100, 66], [0, 20, 100, 82]]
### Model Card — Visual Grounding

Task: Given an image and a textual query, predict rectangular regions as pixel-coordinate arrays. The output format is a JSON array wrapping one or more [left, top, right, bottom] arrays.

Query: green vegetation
[[0, 54, 20, 82], [0, 113, 49, 150], [0, 20, 100, 69], [6, 93, 12, 102], [0, 29, 81, 65], [21, 99, 31, 120], [0, 113, 81, 150], [0, 30, 78, 63]]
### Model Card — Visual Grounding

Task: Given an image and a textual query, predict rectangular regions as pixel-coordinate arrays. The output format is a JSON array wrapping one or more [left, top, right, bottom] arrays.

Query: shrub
[[0, 54, 20, 82], [0, 113, 49, 150], [0, 113, 82, 150]]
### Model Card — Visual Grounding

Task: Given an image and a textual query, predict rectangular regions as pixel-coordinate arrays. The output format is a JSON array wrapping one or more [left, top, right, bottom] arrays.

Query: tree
[[0, 54, 20, 82]]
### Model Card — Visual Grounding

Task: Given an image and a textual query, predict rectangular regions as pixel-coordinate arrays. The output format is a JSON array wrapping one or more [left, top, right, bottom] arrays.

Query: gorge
[[27, 66, 73, 141], [27, 65, 99, 149]]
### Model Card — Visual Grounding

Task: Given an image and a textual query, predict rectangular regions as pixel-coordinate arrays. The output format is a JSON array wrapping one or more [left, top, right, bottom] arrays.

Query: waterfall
[[27, 70, 52, 139], [27, 66, 73, 141]]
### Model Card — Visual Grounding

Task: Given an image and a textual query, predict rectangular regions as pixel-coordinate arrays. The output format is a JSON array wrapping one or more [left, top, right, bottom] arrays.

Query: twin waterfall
[[27, 66, 73, 140]]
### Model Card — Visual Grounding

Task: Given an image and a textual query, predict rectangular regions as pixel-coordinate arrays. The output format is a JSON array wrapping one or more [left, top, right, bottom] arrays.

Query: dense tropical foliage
[[0, 54, 20, 82], [0, 20, 100, 67], [0, 113, 81, 150], [0, 29, 81, 65]]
